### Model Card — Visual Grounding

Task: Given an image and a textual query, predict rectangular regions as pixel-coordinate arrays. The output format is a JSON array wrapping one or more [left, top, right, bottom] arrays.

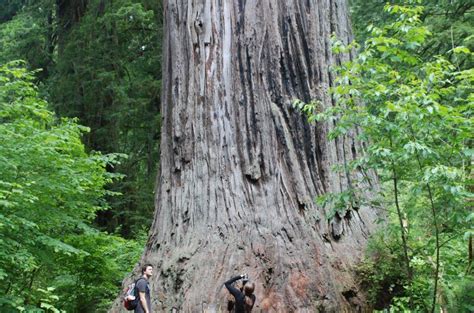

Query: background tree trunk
[[112, 0, 380, 312], [56, 0, 88, 53]]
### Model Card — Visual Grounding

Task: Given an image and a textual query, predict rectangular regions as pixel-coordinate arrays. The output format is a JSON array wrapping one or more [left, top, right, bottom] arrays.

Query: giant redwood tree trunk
[[112, 0, 379, 312]]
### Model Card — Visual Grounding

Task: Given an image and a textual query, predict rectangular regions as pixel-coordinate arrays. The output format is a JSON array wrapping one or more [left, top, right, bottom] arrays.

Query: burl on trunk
[[111, 0, 379, 312]]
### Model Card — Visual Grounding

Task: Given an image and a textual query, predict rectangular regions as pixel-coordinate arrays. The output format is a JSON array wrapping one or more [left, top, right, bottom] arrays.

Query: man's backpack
[[122, 278, 145, 310]]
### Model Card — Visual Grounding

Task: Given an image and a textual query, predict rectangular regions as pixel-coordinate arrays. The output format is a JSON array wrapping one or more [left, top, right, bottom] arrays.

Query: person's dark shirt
[[134, 277, 151, 313], [224, 276, 256, 313]]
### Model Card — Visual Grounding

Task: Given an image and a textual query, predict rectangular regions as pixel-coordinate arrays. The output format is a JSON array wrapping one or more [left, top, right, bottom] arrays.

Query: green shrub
[[0, 61, 142, 312]]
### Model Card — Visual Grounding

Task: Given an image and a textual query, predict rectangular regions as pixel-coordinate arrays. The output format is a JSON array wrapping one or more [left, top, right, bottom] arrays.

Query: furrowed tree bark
[[111, 0, 380, 312]]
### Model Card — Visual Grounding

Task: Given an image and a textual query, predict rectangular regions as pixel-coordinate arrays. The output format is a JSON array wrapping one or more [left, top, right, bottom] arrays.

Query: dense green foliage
[[0, 1, 54, 80], [50, 0, 162, 235], [0, 0, 162, 237], [298, 4, 472, 312], [0, 62, 143, 312], [350, 0, 473, 67], [0, 1, 161, 311]]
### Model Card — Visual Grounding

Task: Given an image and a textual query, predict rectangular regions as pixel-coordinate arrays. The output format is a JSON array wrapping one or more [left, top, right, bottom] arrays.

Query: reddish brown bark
[[111, 0, 379, 312]]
